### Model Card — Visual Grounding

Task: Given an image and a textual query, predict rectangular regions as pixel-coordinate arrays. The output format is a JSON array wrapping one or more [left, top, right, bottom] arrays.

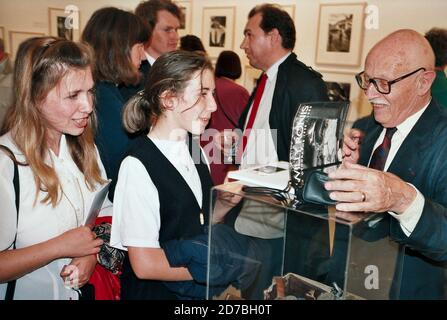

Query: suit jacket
[[238, 53, 328, 161], [354, 100, 447, 299]]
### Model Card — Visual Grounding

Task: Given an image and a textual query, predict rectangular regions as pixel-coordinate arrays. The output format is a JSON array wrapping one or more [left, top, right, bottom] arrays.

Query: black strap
[[1, 145, 19, 300]]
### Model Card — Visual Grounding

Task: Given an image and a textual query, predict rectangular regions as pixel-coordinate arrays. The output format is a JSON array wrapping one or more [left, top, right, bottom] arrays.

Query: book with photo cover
[[227, 161, 290, 190], [289, 101, 350, 191]]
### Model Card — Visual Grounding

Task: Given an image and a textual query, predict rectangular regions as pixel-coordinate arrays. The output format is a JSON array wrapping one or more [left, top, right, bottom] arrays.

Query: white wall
[[1, 0, 446, 118]]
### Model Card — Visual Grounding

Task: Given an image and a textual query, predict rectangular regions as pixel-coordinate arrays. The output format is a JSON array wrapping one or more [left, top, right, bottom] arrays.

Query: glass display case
[[206, 182, 403, 300]]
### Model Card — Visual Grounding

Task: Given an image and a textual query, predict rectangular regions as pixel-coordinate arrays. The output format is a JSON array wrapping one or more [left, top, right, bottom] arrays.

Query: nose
[[240, 37, 247, 50], [365, 81, 381, 100], [80, 93, 93, 114], [208, 94, 217, 113]]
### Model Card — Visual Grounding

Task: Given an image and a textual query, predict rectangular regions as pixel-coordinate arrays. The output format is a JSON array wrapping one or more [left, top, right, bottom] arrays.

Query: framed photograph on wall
[[9, 31, 45, 59], [316, 3, 366, 66], [244, 65, 262, 94], [175, 0, 192, 37], [202, 7, 235, 58], [321, 71, 363, 125], [48, 7, 80, 41], [281, 5, 295, 20]]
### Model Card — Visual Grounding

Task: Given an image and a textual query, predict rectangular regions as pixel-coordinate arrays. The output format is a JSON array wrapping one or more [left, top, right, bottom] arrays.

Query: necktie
[[368, 127, 397, 171], [236, 73, 268, 163]]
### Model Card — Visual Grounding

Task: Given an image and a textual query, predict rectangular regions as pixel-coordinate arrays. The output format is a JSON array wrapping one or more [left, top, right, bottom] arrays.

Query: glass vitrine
[[206, 182, 403, 300]]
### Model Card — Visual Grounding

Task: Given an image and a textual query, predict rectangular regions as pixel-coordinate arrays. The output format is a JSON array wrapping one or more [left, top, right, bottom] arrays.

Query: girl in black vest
[[110, 51, 239, 299]]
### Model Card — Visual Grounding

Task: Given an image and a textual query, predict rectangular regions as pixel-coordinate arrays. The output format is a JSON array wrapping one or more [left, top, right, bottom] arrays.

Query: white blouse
[[0, 133, 112, 300], [111, 137, 204, 251]]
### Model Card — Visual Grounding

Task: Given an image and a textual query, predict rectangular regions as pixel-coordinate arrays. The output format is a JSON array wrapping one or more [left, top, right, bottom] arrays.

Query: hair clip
[[137, 90, 145, 97]]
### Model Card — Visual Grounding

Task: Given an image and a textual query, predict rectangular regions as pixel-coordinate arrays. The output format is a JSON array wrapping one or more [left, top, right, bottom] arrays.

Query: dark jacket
[[355, 100, 447, 299]]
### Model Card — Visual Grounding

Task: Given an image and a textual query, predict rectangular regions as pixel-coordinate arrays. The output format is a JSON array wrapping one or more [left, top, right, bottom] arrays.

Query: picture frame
[[315, 3, 366, 66], [0, 27, 5, 42], [175, 0, 192, 37], [9, 31, 45, 59], [244, 65, 262, 94], [281, 5, 295, 20], [48, 7, 80, 41], [321, 71, 363, 125], [202, 7, 235, 58]]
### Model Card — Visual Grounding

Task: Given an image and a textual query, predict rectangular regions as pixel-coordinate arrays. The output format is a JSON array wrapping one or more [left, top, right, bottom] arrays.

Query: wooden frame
[[0, 27, 5, 42], [321, 70, 363, 125], [202, 6, 235, 58], [315, 3, 366, 66], [9, 31, 45, 59], [175, 0, 192, 37], [281, 5, 295, 20], [48, 7, 80, 41]]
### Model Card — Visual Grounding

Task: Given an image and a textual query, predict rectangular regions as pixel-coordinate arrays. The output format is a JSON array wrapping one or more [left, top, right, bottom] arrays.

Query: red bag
[[88, 216, 121, 300]]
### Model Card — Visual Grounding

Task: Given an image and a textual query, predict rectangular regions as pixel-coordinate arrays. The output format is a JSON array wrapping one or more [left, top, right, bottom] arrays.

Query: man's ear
[[417, 70, 436, 96], [269, 28, 281, 45]]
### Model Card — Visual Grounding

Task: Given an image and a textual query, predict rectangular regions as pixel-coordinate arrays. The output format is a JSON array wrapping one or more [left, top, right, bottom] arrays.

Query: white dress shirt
[[110, 137, 205, 251], [144, 51, 156, 66], [0, 133, 112, 300], [241, 52, 291, 169], [368, 102, 430, 236]]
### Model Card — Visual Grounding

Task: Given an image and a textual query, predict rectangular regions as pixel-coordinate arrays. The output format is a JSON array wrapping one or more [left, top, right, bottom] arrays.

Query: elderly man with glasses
[[325, 29, 447, 299]]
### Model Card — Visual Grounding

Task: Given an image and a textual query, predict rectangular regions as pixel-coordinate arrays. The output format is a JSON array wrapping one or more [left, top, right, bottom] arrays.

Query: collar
[[395, 100, 431, 136], [144, 51, 156, 66], [265, 52, 292, 80], [49, 134, 69, 161]]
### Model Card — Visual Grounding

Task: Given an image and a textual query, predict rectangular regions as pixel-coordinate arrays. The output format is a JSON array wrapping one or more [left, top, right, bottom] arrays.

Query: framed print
[[202, 7, 235, 58], [48, 7, 80, 41], [175, 0, 192, 37], [244, 65, 262, 94], [316, 3, 366, 66], [9, 31, 45, 59], [281, 5, 295, 20], [321, 71, 363, 126]]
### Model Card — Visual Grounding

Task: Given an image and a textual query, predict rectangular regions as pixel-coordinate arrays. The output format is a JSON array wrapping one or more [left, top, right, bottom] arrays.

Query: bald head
[[367, 29, 435, 73], [363, 29, 437, 128]]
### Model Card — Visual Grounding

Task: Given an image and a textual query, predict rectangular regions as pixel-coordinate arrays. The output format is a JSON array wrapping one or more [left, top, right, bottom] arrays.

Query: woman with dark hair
[[0, 37, 108, 300], [180, 35, 206, 54], [110, 51, 240, 299], [207, 50, 249, 185], [82, 7, 150, 188]]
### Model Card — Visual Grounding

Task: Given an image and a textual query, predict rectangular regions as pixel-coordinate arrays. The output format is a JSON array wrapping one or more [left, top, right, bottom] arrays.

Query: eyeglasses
[[355, 67, 426, 94]]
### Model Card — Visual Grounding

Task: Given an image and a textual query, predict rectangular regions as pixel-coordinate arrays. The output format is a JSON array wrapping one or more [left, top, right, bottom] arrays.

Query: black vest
[[120, 134, 213, 300]]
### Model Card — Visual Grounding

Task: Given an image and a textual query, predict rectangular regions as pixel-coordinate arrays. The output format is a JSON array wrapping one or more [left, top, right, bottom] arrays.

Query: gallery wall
[[1, 0, 446, 119]]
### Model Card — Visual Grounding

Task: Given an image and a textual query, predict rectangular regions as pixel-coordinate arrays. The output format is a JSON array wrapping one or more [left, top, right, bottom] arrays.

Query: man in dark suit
[[325, 29, 447, 299], [120, 0, 181, 101], [237, 4, 328, 166]]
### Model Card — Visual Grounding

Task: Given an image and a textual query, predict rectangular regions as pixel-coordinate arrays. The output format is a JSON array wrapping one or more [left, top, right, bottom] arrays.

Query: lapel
[[359, 122, 382, 166], [387, 101, 439, 181], [271, 53, 295, 118], [360, 101, 439, 182]]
